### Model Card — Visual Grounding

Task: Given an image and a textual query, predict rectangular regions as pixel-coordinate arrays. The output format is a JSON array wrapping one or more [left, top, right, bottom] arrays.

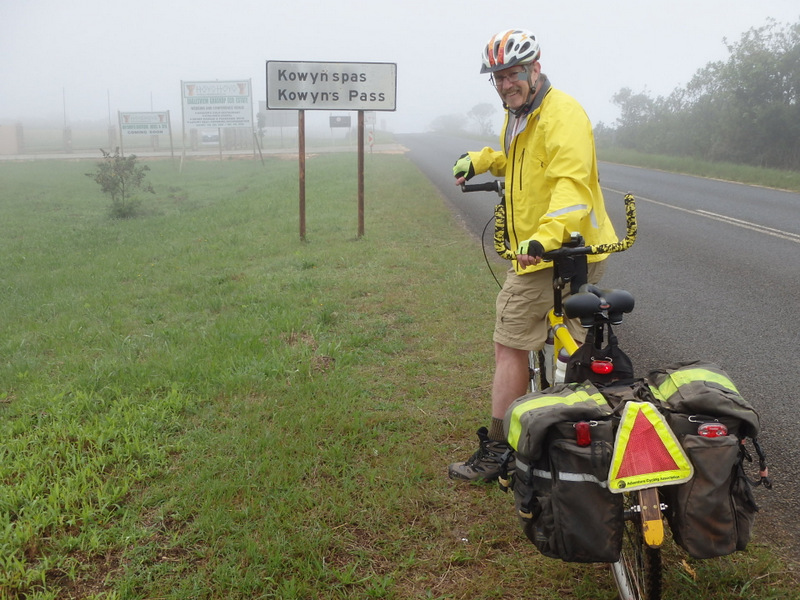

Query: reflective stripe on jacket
[[468, 86, 618, 275]]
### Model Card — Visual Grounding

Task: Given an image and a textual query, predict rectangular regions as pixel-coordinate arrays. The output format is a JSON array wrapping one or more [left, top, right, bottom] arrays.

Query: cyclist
[[449, 29, 620, 482]]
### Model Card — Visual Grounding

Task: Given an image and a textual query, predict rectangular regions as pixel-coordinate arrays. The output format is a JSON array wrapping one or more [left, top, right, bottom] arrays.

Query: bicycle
[[539, 228, 671, 600], [460, 180, 666, 600]]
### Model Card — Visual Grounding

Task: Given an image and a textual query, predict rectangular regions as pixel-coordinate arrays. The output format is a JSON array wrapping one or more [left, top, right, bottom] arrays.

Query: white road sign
[[266, 61, 396, 111]]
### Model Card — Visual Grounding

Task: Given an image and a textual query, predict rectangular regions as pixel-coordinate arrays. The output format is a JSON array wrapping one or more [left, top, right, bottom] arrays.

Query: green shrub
[[85, 148, 154, 218]]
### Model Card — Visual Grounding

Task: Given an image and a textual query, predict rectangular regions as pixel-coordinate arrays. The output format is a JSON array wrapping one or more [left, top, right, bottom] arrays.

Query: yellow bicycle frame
[[548, 310, 579, 362]]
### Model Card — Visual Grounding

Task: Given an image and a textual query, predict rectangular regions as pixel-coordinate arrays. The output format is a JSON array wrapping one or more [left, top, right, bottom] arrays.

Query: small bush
[[86, 148, 154, 218]]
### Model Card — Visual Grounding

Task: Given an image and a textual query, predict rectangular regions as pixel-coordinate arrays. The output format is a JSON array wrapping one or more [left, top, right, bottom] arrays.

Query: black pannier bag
[[647, 360, 769, 559], [564, 323, 634, 387], [504, 382, 623, 563]]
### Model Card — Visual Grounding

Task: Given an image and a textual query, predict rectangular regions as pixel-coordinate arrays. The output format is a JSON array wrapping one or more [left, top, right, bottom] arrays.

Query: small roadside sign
[[330, 115, 351, 128]]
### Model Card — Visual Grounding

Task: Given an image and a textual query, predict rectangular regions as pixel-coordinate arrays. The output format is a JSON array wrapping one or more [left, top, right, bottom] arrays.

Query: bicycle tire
[[610, 500, 662, 600]]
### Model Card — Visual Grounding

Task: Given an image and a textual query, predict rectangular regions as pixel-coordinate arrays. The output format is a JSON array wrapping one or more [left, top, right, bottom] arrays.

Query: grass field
[[0, 153, 796, 599]]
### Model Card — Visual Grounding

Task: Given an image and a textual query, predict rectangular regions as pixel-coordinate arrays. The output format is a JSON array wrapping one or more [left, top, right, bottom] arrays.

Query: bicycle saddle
[[564, 285, 635, 327]]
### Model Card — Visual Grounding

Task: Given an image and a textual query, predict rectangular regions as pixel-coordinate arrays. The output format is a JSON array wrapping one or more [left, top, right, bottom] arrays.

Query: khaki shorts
[[493, 260, 606, 351]]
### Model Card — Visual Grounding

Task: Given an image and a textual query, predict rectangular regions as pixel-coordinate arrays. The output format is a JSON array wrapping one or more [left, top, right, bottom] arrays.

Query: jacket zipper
[[508, 141, 521, 251]]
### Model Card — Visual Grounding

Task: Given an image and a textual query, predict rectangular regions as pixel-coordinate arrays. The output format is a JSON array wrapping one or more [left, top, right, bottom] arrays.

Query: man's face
[[492, 64, 536, 110]]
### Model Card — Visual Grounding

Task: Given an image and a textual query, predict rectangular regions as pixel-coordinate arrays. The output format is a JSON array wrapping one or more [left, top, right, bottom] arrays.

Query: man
[[448, 29, 619, 482]]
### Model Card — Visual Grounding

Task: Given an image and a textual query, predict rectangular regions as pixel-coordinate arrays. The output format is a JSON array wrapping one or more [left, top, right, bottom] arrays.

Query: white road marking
[[604, 187, 800, 244]]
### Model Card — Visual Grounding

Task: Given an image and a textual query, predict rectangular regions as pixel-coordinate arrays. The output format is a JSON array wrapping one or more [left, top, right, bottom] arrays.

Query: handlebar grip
[[460, 181, 504, 194]]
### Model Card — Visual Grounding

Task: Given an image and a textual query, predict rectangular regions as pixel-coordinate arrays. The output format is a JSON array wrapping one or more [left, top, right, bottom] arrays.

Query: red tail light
[[698, 422, 728, 438], [590, 360, 614, 375], [575, 421, 592, 446]]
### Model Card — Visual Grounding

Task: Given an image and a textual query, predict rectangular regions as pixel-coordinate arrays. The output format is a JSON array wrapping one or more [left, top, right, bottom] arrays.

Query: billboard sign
[[181, 80, 253, 128], [266, 61, 396, 111], [119, 111, 171, 136]]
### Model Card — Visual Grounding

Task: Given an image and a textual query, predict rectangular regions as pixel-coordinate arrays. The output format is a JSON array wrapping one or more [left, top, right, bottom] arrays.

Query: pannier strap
[[497, 448, 515, 493], [750, 438, 772, 489]]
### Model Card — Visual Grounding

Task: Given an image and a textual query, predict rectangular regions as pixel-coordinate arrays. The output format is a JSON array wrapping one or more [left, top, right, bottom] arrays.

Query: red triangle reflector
[[608, 402, 694, 493], [615, 411, 679, 477]]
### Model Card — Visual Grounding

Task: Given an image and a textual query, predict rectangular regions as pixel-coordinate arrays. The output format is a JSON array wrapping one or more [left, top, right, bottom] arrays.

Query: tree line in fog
[[596, 18, 800, 171]]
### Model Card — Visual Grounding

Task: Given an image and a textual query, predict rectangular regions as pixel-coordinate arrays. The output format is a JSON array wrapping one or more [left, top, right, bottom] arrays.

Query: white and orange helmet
[[481, 29, 541, 74]]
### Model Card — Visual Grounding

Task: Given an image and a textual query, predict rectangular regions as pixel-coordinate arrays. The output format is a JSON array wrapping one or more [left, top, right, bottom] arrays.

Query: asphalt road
[[397, 132, 800, 564]]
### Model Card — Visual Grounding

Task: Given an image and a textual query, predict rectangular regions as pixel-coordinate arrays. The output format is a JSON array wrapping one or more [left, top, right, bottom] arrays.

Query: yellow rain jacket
[[468, 85, 617, 275]]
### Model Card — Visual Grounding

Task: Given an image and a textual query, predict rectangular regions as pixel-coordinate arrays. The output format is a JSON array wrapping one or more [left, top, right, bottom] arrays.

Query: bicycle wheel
[[610, 499, 662, 600]]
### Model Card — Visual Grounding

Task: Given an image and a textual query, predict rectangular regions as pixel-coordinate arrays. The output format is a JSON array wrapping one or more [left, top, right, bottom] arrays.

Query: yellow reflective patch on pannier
[[652, 368, 739, 402], [507, 388, 607, 451]]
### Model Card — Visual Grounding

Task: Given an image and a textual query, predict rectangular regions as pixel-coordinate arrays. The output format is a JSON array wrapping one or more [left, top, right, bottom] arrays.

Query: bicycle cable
[[481, 214, 504, 289]]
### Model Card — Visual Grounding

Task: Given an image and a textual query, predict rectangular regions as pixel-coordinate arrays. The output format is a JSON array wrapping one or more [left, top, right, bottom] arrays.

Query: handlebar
[[542, 193, 637, 260], [460, 180, 637, 261]]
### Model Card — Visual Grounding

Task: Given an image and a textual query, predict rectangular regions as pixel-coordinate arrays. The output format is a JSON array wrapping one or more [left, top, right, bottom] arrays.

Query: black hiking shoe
[[448, 426, 515, 482]]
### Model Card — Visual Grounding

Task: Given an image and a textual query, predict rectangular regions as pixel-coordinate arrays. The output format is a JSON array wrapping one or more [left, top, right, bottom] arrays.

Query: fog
[[2, 0, 799, 134]]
